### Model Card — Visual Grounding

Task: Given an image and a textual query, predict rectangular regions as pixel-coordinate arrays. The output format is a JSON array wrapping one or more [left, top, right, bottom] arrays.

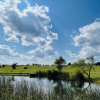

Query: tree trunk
[[88, 66, 92, 79]]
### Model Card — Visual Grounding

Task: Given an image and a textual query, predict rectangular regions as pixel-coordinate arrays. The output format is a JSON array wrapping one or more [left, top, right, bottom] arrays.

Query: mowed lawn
[[0, 65, 100, 84]]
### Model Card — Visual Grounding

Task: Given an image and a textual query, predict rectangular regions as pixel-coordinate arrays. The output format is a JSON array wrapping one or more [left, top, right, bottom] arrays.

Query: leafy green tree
[[77, 56, 95, 79], [54, 56, 66, 72], [77, 59, 86, 67], [86, 56, 95, 79], [67, 62, 71, 66], [12, 63, 17, 69]]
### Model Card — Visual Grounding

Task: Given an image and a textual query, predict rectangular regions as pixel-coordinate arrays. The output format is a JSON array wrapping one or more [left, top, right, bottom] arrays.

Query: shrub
[[71, 71, 84, 82], [36, 71, 47, 78], [67, 63, 71, 66], [48, 70, 69, 81], [34, 70, 70, 81], [70, 62, 79, 68], [48, 70, 53, 77], [61, 72, 69, 81]]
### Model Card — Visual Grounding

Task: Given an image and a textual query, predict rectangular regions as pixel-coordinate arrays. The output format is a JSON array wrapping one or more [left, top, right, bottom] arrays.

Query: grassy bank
[[0, 65, 100, 84]]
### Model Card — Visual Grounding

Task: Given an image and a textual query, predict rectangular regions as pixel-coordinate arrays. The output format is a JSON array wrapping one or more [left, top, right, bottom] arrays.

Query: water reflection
[[0, 76, 100, 93], [0, 76, 100, 100], [0, 76, 100, 91], [13, 75, 100, 99]]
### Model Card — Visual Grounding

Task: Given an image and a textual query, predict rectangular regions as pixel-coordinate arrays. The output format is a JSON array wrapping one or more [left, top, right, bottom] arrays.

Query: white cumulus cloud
[[65, 50, 76, 58], [0, 0, 58, 46], [70, 21, 100, 59], [28, 46, 58, 59], [0, 0, 58, 64], [0, 45, 34, 64]]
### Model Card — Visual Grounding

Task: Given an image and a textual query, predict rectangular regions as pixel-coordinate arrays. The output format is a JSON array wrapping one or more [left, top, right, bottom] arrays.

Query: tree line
[[0, 56, 99, 80], [54, 56, 95, 79]]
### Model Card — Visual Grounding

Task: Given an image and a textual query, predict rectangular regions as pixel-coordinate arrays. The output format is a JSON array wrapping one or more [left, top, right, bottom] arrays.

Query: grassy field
[[0, 65, 100, 84], [0, 65, 57, 74]]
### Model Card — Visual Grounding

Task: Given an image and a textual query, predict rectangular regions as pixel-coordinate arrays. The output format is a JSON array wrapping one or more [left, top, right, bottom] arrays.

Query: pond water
[[1, 75, 100, 92], [0, 75, 100, 100]]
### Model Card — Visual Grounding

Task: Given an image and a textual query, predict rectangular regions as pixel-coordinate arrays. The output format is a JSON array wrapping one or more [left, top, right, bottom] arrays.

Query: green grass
[[0, 65, 57, 74], [0, 65, 100, 84]]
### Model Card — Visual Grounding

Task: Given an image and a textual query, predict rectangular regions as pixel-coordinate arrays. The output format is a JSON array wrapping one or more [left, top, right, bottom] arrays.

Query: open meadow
[[0, 65, 100, 84]]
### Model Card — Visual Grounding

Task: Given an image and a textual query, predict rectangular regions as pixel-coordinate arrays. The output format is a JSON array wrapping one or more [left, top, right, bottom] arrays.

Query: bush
[[71, 71, 84, 82], [32, 70, 70, 81], [61, 72, 69, 81], [48, 70, 69, 81], [36, 71, 47, 78]]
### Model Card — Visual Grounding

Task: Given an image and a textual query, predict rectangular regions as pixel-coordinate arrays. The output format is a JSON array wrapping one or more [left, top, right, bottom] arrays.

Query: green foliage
[[0, 61, 100, 84], [76, 56, 95, 79], [0, 65, 57, 74], [86, 56, 95, 65], [95, 62, 100, 66], [70, 59, 86, 68], [77, 59, 86, 67], [34, 70, 69, 81], [70, 69, 81, 79], [67, 62, 71, 66], [70, 62, 79, 67], [54, 56, 66, 72], [12, 63, 17, 69], [36, 71, 47, 77], [71, 71, 84, 82]]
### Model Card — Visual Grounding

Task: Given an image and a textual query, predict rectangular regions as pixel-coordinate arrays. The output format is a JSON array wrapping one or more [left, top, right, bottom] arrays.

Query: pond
[[0, 75, 100, 100], [13, 76, 100, 90]]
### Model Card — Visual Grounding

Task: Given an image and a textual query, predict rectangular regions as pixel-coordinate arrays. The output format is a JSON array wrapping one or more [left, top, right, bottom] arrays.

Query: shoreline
[[0, 73, 29, 76], [0, 73, 100, 86]]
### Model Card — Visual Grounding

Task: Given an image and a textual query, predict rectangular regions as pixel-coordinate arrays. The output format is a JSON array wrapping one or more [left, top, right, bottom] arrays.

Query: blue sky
[[0, 0, 100, 65]]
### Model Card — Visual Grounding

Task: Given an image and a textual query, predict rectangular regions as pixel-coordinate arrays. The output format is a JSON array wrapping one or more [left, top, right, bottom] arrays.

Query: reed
[[0, 76, 100, 100]]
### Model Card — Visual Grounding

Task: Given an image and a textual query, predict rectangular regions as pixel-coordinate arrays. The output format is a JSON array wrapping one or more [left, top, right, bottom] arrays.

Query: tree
[[86, 56, 95, 79], [12, 63, 17, 69], [54, 56, 66, 72], [77, 59, 86, 67], [95, 62, 100, 66], [67, 62, 71, 66], [77, 56, 95, 79]]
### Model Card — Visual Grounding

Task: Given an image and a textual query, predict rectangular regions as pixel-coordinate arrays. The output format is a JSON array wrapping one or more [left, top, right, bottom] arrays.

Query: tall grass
[[0, 76, 100, 100]]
